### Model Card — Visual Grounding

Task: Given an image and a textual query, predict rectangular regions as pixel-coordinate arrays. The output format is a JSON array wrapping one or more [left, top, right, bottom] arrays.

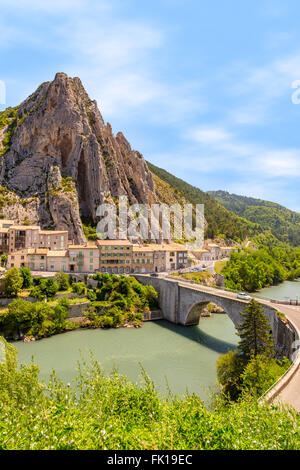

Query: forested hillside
[[148, 162, 260, 241], [208, 190, 300, 246]]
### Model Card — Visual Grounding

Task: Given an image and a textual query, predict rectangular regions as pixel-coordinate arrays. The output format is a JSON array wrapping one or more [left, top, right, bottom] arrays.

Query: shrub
[[4, 268, 23, 297], [19, 267, 33, 289], [72, 282, 86, 296], [55, 271, 70, 291]]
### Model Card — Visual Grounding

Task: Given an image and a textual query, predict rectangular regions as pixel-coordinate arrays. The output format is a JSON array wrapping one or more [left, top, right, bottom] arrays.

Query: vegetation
[[0, 107, 19, 157], [81, 217, 98, 240], [217, 299, 290, 401], [170, 271, 212, 285], [214, 260, 227, 274], [19, 267, 33, 289], [237, 299, 275, 359], [85, 274, 158, 328], [209, 190, 300, 246], [0, 255, 7, 267], [0, 298, 75, 339], [148, 162, 261, 241], [4, 268, 23, 297], [54, 271, 70, 292], [30, 278, 59, 300], [0, 338, 299, 450], [72, 281, 86, 296], [221, 235, 300, 291]]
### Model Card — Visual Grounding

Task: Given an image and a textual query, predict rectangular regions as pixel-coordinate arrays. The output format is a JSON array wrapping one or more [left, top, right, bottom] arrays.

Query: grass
[[0, 343, 299, 451], [215, 260, 227, 274], [171, 271, 211, 284]]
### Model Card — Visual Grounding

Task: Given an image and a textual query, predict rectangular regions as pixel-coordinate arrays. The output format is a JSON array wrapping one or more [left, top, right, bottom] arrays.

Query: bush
[[19, 267, 33, 289], [30, 278, 59, 300], [72, 282, 86, 296], [55, 271, 70, 291], [4, 268, 23, 297], [241, 355, 290, 397]]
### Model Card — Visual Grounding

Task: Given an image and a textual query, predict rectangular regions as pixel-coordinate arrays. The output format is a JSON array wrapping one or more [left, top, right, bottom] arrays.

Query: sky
[[1, 0, 300, 211]]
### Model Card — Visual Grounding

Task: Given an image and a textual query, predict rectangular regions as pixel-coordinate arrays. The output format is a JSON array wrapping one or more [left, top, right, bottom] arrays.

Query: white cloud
[[186, 126, 232, 144]]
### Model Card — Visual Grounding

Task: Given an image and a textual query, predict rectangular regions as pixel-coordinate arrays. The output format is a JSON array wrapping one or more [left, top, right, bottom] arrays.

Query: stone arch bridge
[[134, 274, 296, 360]]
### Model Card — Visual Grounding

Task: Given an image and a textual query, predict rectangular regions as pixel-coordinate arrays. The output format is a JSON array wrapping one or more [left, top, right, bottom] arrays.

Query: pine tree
[[237, 299, 275, 358]]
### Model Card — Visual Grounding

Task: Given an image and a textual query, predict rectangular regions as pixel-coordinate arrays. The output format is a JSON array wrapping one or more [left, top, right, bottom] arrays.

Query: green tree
[[216, 350, 245, 401], [72, 282, 86, 296], [4, 268, 23, 297], [241, 355, 290, 397], [54, 271, 70, 291], [1, 254, 7, 267], [19, 266, 33, 289], [237, 299, 275, 359]]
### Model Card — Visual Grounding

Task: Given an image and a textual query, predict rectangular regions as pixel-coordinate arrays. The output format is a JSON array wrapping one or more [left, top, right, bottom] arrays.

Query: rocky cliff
[[0, 73, 157, 243]]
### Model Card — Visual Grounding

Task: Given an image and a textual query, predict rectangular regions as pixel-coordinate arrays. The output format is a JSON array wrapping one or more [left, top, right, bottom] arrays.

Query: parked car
[[237, 292, 251, 301], [202, 264, 207, 268], [151, 273, 159, 277]]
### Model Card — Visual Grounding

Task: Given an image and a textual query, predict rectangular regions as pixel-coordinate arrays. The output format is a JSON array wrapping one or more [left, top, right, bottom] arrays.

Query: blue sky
[[1, 0, 300, 211]]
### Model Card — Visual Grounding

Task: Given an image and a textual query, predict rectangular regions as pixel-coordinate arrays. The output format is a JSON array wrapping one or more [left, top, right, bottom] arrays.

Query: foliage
[[148, 162, 261, 241], [19, 267, 33, 289], [222, 236, 300, 291], [216, 350, 246, 401], [0, 340, 299, 450], [171, 271, 211, 284], [4, 268, 23, 296], [237, 299, 275, 359], [0, 255, 7, 267], [0, 297, 71, 339], [55, 271, 70, 292], [241, 355, 290, 397], [29, 278, 59, 300], [72, 282, 87, 296], [88, 274, 159, 327], [217, 350, 290, 401], [209, 190, 300, 246]]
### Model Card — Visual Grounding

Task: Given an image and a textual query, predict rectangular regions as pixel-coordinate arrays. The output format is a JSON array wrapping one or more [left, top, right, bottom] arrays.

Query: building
[[68, 244, 99, 273], [220, 246, 238, 257], [97, 239, 133, 274], [0, 224, 69, 255], [206, 243, 222, 260], [3, 220, 191, 274]]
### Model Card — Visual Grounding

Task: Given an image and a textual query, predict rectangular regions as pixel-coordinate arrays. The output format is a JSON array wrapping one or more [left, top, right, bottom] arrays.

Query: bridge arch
[[180, 286, 241, 327]]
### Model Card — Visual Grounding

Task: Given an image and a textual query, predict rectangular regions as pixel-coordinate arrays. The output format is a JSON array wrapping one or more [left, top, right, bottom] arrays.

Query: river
[[14, 315, 238, 401], [15, 280, 299, 399], [253, 279, 300, 302]]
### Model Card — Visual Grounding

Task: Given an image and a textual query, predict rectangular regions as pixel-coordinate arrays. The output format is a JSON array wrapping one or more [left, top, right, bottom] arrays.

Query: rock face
[[0, 73, 157, 243]]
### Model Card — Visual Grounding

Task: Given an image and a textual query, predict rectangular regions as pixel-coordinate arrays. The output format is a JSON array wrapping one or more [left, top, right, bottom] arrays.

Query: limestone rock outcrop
[[0, 73, 157, 243]]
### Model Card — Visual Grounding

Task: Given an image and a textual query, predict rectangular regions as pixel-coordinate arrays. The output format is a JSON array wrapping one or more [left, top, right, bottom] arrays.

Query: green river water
[[14, 279, 300, 399], [14, 315, 238, 400]]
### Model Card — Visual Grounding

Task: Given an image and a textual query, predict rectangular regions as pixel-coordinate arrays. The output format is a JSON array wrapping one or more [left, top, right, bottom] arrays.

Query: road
[[269, 303, 300, 411]]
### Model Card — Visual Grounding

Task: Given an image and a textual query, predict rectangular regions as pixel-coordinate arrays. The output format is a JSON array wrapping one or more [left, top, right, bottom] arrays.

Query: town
[[0, 219, 237, 274]]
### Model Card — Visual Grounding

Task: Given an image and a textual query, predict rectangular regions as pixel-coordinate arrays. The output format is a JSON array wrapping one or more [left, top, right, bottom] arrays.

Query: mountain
[[148, 162, 261, 241], [208, 190, 300, 246], [0, 73, 157, 243], [0, 72, 264, 244]]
